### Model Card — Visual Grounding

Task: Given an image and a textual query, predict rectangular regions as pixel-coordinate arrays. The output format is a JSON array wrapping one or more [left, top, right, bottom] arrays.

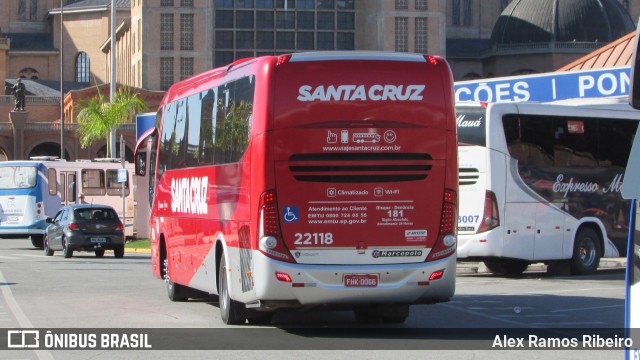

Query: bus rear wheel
[[484, 259, 529, 275], [31, 235, 44, 248], [218, 256, 246, 325], [163, 258, 188, 302], [571, 227, 601, 275], [246, 309, 274, 325]]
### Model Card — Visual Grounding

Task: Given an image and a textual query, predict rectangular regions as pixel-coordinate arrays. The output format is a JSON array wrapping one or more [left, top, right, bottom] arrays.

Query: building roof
[[49, 0, 130, 12], [4, 79, 87, 97], [491, 0, 635, 45], [557, 31, 636, 71]]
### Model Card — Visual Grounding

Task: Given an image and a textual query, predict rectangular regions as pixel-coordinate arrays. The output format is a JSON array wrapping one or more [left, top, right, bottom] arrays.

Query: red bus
[[135, 51, 458, 325]]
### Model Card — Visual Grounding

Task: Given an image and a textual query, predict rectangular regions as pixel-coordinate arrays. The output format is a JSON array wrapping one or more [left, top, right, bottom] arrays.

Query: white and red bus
[[135, 51, 458, 325]]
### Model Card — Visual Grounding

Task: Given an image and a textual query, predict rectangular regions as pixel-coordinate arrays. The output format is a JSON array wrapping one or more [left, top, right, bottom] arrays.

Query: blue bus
[[0, 158, 135, 247]]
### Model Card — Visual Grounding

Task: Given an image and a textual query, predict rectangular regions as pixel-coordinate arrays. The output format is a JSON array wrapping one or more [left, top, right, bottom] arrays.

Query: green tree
[[75, 87, 148, 158]]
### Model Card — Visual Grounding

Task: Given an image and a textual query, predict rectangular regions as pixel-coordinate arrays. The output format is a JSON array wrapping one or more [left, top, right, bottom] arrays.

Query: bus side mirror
[[630, 21, 640, 110], [135, 151, 146, 176]]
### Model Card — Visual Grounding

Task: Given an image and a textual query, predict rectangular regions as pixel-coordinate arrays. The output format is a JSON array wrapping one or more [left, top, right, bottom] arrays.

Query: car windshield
[[74, 208, 118, 221]]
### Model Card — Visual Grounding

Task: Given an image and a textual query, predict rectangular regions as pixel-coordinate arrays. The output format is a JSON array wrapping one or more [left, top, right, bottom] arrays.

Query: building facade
[[122, 0, 446, 91], [0, 0, 636, 160], [446, 0, 637, 80]]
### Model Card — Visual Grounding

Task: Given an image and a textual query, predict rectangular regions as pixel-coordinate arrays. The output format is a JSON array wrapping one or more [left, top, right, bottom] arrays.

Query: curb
[[457, 258, 627, 274], [124, 248, 151, 254], [106, 248, 151, 254]]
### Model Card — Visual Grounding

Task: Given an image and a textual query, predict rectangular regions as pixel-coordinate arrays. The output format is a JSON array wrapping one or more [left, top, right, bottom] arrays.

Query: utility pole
[[60, 1, 64, 160], [109, 0, 116, 158]]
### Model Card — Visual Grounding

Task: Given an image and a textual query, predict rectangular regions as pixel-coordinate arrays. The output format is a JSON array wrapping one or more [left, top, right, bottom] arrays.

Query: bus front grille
[[459, 168, 479, 186], [288, 153, 432, 183]]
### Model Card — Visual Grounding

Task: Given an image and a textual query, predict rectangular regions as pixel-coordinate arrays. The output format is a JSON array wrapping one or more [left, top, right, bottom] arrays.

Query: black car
[[44, 204, 125, 258]]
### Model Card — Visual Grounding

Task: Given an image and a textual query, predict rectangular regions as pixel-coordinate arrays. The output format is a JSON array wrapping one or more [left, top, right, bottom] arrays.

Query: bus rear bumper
[[0, 223, 46, 238], [251, 252, 456, 308], [456, 231, 503, 259]]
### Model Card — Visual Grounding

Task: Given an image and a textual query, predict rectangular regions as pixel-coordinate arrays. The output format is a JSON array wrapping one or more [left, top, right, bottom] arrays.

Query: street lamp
[[60, 0, 64, 160], [110, 0, 116, 158]]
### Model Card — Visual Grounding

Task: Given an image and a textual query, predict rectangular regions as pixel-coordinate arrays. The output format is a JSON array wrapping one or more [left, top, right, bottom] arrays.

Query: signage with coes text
[[455, 66, 630, 103]]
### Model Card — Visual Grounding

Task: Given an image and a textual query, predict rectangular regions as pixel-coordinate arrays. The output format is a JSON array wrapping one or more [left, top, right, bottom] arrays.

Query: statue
[[11, 78, 26, 111]]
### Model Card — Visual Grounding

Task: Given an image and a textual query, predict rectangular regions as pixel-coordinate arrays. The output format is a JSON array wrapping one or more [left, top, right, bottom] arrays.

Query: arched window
[[18, 68, 39, 79], [76, 52, 90, 83]]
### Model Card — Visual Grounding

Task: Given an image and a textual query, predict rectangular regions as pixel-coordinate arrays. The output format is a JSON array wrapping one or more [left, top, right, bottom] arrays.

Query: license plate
[[7, 216, 19, 222], [91, 238, 106, 243], [344, 274, 378, 287]]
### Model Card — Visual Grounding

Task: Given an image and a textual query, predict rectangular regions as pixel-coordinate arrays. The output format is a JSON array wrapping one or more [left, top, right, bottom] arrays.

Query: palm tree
[[76, 86, 148, 158]]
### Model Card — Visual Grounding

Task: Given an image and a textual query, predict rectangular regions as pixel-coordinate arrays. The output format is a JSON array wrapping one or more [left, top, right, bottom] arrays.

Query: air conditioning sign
[[297, 84, 425, 102]]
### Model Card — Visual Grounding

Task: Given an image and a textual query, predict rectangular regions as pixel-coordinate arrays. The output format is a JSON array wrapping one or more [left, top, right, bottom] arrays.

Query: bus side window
[[504, 114, 554, 167], [60, 173, 66, 202], [81, 169, 106, 196], [67, 174, 76, 202], [48, 168, 57, 195]]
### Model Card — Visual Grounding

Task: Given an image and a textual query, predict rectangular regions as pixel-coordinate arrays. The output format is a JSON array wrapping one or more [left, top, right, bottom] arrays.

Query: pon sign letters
[[454, 66, 630, 103]]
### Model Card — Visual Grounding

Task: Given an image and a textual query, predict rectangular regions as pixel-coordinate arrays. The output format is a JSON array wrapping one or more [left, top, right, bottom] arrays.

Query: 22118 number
[[294, 232, 334, 245]]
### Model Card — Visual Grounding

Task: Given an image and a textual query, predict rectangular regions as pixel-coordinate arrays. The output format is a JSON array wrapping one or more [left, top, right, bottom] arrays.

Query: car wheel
[[62, 237, 73, 258], [113, 245, 125, 259], [219, 256, 246, 325], [31, 235, 44, 249], [571, 227, 601, 275], [43, 236, 54, 256], [95, 249, 105, 258]]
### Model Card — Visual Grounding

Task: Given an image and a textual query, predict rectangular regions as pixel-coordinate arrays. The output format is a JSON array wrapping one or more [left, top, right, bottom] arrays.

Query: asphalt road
[[0, 238, 629, 360]]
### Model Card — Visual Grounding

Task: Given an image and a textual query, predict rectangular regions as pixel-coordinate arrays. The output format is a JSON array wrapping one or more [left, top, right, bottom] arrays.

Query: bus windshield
[[0, 166, 37, 189]]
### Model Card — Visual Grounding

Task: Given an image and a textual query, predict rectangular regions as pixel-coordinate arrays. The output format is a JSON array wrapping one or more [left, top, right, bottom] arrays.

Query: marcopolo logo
[[297, 84, 425, 102], [372, 249, 423, 258]]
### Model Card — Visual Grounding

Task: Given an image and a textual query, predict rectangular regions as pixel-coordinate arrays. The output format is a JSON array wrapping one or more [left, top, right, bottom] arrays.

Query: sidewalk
[[457, 258, 627, 274], [122, 247, 151, 254]]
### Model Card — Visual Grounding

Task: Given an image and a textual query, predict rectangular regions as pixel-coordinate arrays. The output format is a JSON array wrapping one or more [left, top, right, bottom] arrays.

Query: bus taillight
[[277, 54, 292, 66], [477, 190, 500, 233], [424, 55, 438, 66], [258, 190, 294, 263], [426, 189, 457, 261]]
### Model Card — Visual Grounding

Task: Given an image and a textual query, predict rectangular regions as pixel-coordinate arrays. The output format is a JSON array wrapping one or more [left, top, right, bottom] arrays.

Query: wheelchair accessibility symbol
[[283, 206, 299, 223]]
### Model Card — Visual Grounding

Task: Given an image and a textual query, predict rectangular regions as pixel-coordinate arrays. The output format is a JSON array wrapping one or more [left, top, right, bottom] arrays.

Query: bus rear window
[[0, 166, 37, 189], [456, 107, 486, 147]]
